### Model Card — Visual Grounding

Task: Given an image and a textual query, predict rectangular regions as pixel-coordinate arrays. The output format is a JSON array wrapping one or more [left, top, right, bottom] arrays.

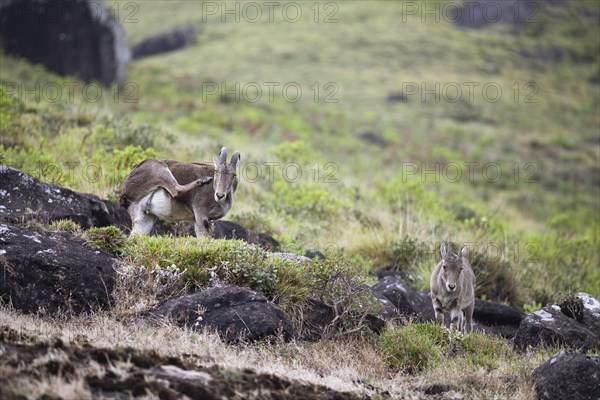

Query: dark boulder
[[386, 91, 408, 103], [0, 221, 117, 315], [304, 249, 326, 259], [371, 275, 435, 322], [132, 26, 197, 59], [149, 286, 293, 342], [211, 220, 280, 251], [514, 293, 600, 352], [532, 352, 600, 400], [300, 291, 392, 341], [0, 0, 130, 85], [473, 298, 523, 326], [151, 220, 280, 251], [472, 298, 523, 337], [0, 166, 129, 230]]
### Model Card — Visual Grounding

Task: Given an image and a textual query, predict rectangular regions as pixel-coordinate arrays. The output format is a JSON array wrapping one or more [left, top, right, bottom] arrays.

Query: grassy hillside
[[2, 1, 599, 303], [1, 1, 599, 398]]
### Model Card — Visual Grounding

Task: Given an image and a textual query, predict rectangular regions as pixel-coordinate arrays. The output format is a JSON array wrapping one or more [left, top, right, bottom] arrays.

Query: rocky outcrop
[[300, 293, 394, 341], [0, 222, 117, 315], [0, 167, 280, 248], [371, 275, 435, 322], [0, 334, 367, 400], [0, 166, 129, 230], [0, 0, 130, 85], [132, 26, 197, 59], [514, 293, 600, 351], [532, 352, 600, 400], [211, 220, 280, 251], [149, 286, 293, 342]]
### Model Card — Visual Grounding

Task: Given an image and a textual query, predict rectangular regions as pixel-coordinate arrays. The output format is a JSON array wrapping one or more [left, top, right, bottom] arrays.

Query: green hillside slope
[[1, 0, 598, 303]]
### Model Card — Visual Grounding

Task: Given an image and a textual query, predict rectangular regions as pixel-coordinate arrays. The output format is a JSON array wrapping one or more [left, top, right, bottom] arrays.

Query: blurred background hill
[[1, 0, 599, 304]]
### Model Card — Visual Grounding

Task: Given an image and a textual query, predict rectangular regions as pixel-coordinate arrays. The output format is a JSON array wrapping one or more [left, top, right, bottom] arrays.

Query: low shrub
[[378, 323, 451, 373], [85, 226, 128, 255], [459, 332, 514, 369], [48, 219, 84, 236], [354, 235, 429, 275]]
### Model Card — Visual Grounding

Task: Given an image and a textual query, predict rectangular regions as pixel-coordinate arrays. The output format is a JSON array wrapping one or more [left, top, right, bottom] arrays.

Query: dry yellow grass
[[0, 299, 556, 400]]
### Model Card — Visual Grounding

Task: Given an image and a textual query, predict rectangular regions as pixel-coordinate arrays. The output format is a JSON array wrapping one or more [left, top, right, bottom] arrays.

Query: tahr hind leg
[[129, 202, 157, 236]]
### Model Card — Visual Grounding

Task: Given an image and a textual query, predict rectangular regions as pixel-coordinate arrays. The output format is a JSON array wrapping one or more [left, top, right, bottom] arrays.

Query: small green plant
[[523, 300, 543, 314], [459, 332, 514, 369], [48, 219, 83, 236], [467, 248, 521, 306], [354, 235, 428, 275], [271, 179, 350, 221], [86, 226, 128, 255], [378, 323, 451, 373], [270, 140, 316, 164], [557, 290, 584, 322], [230, 211, 275, 236]]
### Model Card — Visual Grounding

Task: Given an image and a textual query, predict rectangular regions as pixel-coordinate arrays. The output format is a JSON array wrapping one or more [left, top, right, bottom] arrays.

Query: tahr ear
[[213, 154, 219, 167], [440, 243, 447, 258], [458, 246, 467, 259]]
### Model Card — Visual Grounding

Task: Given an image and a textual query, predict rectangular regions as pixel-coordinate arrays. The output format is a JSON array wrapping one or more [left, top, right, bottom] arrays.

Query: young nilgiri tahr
[[430, 243, 476, 333]]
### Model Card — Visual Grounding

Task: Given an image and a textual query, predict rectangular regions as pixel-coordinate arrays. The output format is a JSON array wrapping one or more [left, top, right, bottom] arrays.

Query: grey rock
[[371, 275, 435, 322], [0, 221, 116, 315], [0, 166, 129, 230], [0, 0, 130, 85], [514, 293, 600, 352], [132, 26, 197, 59], [533, 351, 600, 400], [149, 286, 293, 342]]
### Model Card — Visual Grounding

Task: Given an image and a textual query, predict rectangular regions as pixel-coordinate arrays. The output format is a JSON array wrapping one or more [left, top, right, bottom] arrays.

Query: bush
[[49, 219, 83, 236], [86, 226, 128, 255], [459, 332, 514, 369], [125, 235, 293, 294], [354, 235, 428, 275], [271, 180, 350, 221], [230, 211, 275, 236], [378, 323, 451, 373], [468, 247, 521, 306]]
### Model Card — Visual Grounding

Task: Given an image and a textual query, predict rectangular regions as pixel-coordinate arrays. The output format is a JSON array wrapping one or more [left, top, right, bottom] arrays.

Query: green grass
[[1, 0, 599, 305], [378, 323, 452, 373]]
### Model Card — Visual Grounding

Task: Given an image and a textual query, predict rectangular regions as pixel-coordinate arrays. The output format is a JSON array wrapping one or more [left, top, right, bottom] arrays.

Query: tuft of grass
[[48, 219, 84, 236], [124, 235, 284, 294], [468, 248, 522, 306], [459, 332, 515, 369], [378, 323, 451, 373], [353, 235, 428, 275], [229, 211, 275, 237], [85, 226, 128, 255]]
